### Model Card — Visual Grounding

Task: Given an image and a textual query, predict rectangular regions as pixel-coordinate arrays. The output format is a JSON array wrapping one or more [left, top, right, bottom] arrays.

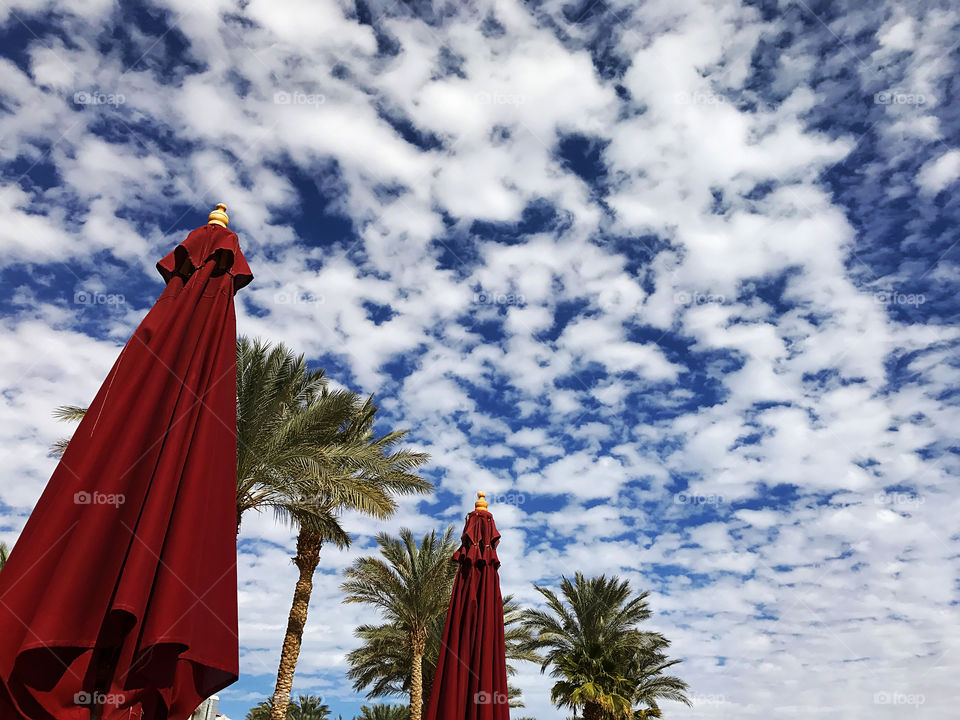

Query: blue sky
[[1, 1, 959, 719]]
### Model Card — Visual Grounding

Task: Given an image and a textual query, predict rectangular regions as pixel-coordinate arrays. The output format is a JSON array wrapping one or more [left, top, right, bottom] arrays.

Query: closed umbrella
[[425, 492, 509, 720], [0, 205, 251, 720]]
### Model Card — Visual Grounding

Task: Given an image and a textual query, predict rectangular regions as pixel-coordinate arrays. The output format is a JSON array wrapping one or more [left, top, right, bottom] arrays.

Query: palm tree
[[0, 542, 9, 572], [341, 528, 458, 720], [289, 695, 331, 720], [247, 695, 329, 720], [268, 396, 432, 720], [520, 573, 689, 720], [247, 699, 286, 720], [345, 582, 536, 707], [356, 704, 410, 720]]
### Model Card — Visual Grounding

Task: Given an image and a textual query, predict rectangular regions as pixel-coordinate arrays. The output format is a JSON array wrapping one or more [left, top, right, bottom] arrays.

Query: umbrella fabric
[[0, 223, 252, 720], [424, 508, 509, 720]]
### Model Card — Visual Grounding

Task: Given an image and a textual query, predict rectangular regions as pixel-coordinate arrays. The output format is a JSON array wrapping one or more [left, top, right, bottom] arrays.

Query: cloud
[[916, 149, 960, 194]]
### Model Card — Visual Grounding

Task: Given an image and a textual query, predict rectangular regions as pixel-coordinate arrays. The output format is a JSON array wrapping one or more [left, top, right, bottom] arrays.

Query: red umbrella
[[425, 492, 510, 720], [0, 204, 251, 720]]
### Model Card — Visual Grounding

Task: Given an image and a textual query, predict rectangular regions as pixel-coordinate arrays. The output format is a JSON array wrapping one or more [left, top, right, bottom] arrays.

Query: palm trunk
[[268, 528, 323, 720], [409, 629, 427, 720]]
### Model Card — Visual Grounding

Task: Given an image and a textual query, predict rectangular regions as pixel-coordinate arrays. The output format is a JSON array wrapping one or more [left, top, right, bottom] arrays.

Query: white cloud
[[916, 149, 960, 194]]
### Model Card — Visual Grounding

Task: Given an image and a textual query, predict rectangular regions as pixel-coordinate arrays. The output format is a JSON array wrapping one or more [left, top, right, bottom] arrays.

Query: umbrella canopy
[[0, 205, 252, 720], [424, 493, 509, 720]]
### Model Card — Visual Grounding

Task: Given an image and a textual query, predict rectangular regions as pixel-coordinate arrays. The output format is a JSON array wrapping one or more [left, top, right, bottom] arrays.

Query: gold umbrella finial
[[208, 203, 229, 228], [475, 491, 487, 512]]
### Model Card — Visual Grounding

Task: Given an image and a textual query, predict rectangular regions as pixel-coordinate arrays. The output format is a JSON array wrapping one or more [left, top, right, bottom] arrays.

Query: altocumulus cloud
[[0, 0, 958, 718]]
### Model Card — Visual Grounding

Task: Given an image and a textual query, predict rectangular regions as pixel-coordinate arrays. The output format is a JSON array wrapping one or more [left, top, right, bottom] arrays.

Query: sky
[[0, 0, 958, 718]]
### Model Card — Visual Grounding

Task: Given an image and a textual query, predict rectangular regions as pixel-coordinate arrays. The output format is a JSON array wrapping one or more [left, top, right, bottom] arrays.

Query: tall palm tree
[[520, 573, 689, 720], [341, 528, 458, 720], [356, 704, 410, 720], [268, 396, 432, 720]]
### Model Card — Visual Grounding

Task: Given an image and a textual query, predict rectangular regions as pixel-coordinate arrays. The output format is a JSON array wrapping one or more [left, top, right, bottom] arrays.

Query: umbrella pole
[[88, 643, 114, 720]]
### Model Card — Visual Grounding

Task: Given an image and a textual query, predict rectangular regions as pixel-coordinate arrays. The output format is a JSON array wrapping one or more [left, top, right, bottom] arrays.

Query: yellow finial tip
[[475, 491, 488, 512], [208, 203, 229, 228]]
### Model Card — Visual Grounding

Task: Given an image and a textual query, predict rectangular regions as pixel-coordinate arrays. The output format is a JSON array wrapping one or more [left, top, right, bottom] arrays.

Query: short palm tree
[[345, 574, 536, 708], [289, 695, 331, 720], [356, 704, 410, 720], [520, 573, 689, 720], [247, 698, 285, 720], [246, 695, 329, 720], [341, 528, 458, 720]]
